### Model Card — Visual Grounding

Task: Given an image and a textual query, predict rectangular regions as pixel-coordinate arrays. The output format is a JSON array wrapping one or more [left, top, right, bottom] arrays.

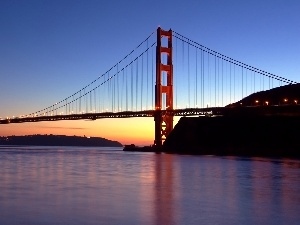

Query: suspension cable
[[173, 31, 297, 84]]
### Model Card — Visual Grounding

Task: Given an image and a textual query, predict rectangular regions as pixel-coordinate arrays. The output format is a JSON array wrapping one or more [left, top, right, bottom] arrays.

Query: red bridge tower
[[154, 27, 174, 147]]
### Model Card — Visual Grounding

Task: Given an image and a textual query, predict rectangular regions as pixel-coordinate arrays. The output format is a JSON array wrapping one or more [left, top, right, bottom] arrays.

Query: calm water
[[0, 146, 299, 225]]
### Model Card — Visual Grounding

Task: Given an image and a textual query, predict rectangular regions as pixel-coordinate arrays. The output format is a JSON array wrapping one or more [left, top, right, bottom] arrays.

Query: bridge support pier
[[154, 27, 174, 147]]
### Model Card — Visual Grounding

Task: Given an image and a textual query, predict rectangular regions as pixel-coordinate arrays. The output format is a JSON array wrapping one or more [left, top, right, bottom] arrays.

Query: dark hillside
[[227, 83, 300, 107], [0, 135, 122, 147], [163, 116, 300, 157]]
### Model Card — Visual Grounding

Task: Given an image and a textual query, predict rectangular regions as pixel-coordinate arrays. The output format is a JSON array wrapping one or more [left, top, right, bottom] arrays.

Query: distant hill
[[0, 134, 123, 147], [227, 83, 300, 107]]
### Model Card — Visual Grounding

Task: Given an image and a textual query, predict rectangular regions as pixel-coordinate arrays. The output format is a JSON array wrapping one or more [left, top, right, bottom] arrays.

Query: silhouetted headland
[[125, 83, 300, 158], [227, 83, 300, 107], [0, 134, 122, 147], [163, 115, 300, 158], [164, 83, 300, 157]]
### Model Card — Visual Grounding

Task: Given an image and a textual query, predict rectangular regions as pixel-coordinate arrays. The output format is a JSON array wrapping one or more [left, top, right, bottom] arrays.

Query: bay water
[[0, 146, 299, 225]]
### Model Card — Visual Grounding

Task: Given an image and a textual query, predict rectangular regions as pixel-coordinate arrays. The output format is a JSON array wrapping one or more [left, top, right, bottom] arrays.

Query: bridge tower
[[154, 27, 174, 147]]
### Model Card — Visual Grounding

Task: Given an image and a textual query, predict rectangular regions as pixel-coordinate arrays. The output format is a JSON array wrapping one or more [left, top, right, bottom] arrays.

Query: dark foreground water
[[0, 146, 299, 225]]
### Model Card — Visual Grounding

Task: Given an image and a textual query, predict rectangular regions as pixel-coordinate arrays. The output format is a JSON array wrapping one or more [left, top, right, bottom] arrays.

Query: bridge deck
[[1, 105, 299, 124]]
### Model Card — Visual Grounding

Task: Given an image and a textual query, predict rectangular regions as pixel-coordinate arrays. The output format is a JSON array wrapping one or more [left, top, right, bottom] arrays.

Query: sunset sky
[[0, 0, 299, 145]]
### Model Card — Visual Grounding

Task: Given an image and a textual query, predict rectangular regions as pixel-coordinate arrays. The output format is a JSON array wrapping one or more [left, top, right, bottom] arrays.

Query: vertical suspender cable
[[100, 79, 102, 112], [195, 48, 198, 107], [112, 68, 114, 111], [125, 67, 128, 111], [217, 56, 219, 106], [254, 71, 255, 94], [208, 51, 210, 107], [260, 71, 262, 91], [202, 50, 204, 108], [75, 94, 77, 114], [99, 84, 101, 112], [107, 74, 110, 111], [222, 59, 223, 106], [141, 54, 144, 110], [107, 72, 110, 111], [199, 48, 202, 108], [94, 89, 96, 112], [214, 55, 216, 107], [234, 64, 235, 102], [242, 66, 243, 99], [117, 63, 119, 112], [146, 40, 149, 110], [217, 57, 219, 106], [122, 68, 125, 111], [69, 100, 71, 115], [151, 46, 154, 109], [230, 62, 231, 104], [262, 72, 264, 91], [111, 72, 113, 112], [131, 58, 133, 110], [113, 68, 115, 111], [136, 58, 138, 111], [175, 37, 178, 108], [90, 89, 92, 112], [245, 69, 247, 97], [79, 90, 82, 113], [85, 87, 87, 113], [188, 43, 190, 107], [182, 39, 185, 107]]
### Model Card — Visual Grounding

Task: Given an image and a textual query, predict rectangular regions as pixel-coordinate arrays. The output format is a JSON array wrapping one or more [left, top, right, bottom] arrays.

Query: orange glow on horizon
[[0, 117, 181, 146]]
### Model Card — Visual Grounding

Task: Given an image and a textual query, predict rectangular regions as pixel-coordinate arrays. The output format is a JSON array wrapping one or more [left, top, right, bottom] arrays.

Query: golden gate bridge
[[0, 27, 298, 146]]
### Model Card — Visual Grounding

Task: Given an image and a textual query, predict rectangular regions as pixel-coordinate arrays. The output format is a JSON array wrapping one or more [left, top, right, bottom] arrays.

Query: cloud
[[39, 126, 86, 130]]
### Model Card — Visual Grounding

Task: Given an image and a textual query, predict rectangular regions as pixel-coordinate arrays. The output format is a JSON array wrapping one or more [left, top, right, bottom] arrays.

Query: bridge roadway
[[1, 105, 299, 124]]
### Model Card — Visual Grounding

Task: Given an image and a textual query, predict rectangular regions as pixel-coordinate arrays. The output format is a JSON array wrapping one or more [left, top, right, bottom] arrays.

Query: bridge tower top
[[154, 27, 174, 147]]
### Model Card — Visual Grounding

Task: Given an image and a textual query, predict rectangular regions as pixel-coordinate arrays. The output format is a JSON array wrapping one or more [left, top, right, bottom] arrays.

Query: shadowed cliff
[[163, 116, 300, 158]]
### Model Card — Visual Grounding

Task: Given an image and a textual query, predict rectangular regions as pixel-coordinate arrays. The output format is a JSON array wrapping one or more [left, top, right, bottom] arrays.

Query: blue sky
[[0, 0, 299, 144]]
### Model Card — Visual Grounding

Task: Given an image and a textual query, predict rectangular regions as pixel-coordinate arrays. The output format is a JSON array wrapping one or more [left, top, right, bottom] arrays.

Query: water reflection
[[0, 148, 299, 225], [153, 154, 177, 225]]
